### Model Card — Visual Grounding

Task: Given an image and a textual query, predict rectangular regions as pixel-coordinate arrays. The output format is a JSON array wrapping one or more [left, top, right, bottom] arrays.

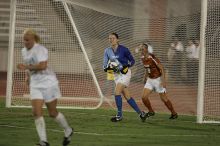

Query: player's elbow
[[130, 60, 135, 67], [39, 62, 47, 70], [157, 64, 163, 70], [40, 65, 47, 70]]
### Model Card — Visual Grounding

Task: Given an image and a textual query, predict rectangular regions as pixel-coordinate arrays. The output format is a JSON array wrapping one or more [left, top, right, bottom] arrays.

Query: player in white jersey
[[17, 28, 73, 146]]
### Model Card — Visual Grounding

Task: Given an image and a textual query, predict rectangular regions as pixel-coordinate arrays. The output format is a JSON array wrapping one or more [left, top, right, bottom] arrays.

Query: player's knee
[[115, 90, 122, 95], [32, 111, 43, 118], [142, 96, 149, 100], [142, 92, 150, 99], [48, 110, 58, 118], [115, 92, 119, 95], [159, 93, 168, 102]]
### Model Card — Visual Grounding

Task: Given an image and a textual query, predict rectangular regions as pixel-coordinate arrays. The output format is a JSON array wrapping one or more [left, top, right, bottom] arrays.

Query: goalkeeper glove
[[107, 69, 114, 74], [120, 65, 128, 74], [112, 67, 120, 73], [104, 66, 113, 72]]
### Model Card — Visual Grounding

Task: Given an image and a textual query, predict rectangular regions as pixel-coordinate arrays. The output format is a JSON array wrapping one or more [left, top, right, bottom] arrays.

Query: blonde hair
[[23, 28, 40, 43]]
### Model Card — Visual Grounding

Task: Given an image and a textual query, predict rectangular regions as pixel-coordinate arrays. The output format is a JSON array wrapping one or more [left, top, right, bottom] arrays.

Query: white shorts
[[114, 69, 131, 87], [144, 77, 166, 93], [30, 84, 61, 103]]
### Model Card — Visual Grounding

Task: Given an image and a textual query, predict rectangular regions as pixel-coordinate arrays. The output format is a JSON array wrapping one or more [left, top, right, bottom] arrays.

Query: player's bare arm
[[25, 70, 30, 87], [156, 63, 166, 88], [143, 69, 149, 84], [17, 61, 47, 71]]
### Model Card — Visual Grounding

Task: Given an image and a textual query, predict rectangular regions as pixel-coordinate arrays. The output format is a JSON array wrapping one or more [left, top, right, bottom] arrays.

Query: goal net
[[197, 0, 220, 123], [7, 0, 105, 109], [7, 0, 218, 121]]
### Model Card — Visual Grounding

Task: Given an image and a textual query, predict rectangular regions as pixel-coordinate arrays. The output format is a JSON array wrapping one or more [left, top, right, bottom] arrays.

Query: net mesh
[[203, 0, 220, 122], [66, 0, 200, 113], [11, 0, 100, 108], [9, 0, 204, 114]]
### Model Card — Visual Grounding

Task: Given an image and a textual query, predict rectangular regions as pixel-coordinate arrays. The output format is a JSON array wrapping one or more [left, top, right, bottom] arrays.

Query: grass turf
[[0, 98, 220, 146]]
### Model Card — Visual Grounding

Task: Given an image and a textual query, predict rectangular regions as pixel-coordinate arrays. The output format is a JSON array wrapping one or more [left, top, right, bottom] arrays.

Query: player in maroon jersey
[[140, 43, 178, 119]]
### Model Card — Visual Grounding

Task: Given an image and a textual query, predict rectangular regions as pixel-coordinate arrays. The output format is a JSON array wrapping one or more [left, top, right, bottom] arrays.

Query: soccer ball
[[109, 61, 120, 72], [109, 61, 118, 68]]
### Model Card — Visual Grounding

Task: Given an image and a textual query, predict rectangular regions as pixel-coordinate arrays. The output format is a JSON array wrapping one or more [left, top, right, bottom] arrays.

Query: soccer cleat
[[63, 128, 74, 146], [111, 115, 122, 122], [36, 141, 50, 146], [139, 111, 148, 122], [169, 113, 178, 119], [146, 111, 155, 118]]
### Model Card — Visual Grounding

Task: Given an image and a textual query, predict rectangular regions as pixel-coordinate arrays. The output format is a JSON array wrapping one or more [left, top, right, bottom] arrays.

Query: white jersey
[[21, 43, 58, 88], [186, 44, 196, 58]]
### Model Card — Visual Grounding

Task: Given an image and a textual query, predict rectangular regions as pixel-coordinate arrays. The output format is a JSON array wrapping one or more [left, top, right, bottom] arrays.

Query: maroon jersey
[[141, 54, 161, 79]]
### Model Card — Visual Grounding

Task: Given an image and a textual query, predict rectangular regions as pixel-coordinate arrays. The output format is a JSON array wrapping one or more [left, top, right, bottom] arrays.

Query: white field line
[[0, 124, 220, 137], [0, 110, 197, 124]]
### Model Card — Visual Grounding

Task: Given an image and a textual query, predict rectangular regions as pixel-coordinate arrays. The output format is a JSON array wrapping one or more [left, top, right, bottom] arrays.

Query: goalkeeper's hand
[[104, 66, 113, 72], [120, 65, 129, 74], [112, 67, 120, 73]]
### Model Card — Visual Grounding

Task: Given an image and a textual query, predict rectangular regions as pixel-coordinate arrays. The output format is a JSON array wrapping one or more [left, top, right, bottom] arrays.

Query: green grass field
[[0, 97, 220, 146]]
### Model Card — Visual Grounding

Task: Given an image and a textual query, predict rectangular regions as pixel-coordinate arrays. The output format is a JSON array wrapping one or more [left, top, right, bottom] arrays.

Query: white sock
[[35, 116, 47, 142], [55, 112, 72, 137]]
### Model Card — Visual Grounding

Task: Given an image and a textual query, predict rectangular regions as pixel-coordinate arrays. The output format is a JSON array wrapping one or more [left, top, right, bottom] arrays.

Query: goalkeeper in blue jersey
[[103, 32, 147, 122]]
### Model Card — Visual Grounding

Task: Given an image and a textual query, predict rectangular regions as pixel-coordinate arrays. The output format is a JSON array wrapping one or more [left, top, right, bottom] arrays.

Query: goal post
[[6, 0, 17, 107], [196, 0, 207, 124], [197, 0, 220, 123]]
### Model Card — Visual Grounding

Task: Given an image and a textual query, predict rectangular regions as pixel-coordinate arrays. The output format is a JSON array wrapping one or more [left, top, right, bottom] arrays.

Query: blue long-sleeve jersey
[[103, 44, 135, 70]]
